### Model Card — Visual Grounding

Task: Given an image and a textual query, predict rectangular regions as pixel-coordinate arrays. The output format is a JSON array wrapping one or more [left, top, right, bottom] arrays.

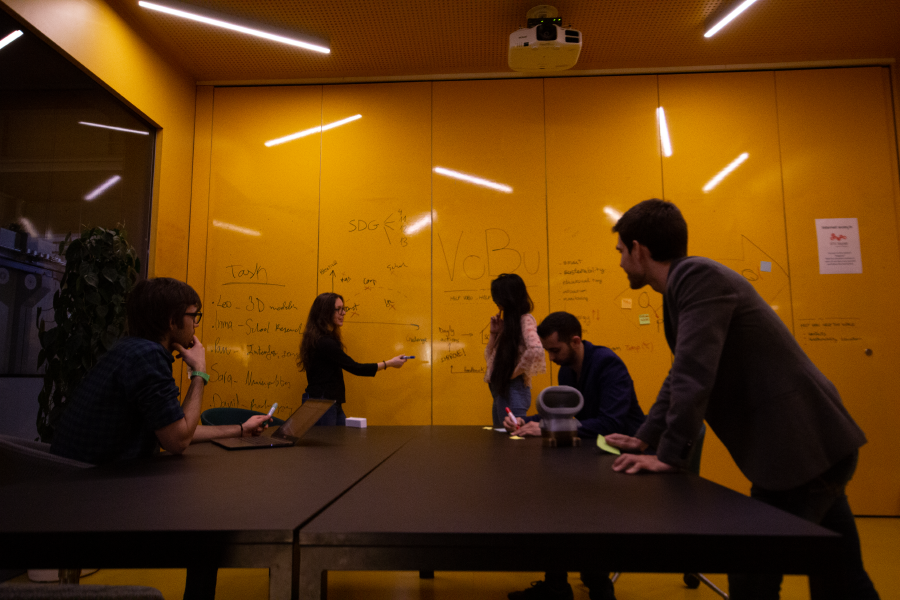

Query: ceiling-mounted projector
[[508, 5, 582, 72]]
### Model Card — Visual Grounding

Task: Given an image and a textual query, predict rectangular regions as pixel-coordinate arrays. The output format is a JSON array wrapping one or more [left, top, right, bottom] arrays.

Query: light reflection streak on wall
[[79, 121, 149, 136], [603, 207, 622, 223], [404, 213, 433, 235], [212, 220, 261, 236], [704, 0, 761, 38], [656, 107, 673, 157], [84, 175, 121, 201], [433, 167, 512, 193], [265, 114, 362, 147], [703, 153, 749, 193]]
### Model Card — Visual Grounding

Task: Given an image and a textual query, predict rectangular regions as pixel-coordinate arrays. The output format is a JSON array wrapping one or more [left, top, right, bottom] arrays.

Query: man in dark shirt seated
[[50, 277, 271, 599], [503, 311, 645, 600]]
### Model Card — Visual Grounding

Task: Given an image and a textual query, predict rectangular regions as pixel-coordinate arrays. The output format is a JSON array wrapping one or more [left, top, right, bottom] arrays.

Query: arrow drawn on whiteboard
[[344, 321, 420, 330]]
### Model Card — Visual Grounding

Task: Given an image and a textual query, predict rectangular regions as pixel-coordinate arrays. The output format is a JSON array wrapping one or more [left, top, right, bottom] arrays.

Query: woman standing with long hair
[[298, 292, 407, 425], [484, 273, 545, 428]]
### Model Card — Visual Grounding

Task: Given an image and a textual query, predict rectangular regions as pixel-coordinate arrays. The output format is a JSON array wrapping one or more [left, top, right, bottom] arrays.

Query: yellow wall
[[190, 69, 900, 515], [1, 0, 197, 280]]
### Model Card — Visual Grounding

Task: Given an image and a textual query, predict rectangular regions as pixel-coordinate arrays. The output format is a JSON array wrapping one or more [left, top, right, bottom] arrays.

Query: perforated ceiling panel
[[103, 0, 900, 83]]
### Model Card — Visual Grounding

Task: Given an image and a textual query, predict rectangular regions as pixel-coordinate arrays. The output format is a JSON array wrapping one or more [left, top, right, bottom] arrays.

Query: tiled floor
[[5, 517, 897, 599]]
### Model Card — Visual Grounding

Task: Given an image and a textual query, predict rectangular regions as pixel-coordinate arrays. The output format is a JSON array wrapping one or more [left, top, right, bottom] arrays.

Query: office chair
[[610, 423, 728, 599]]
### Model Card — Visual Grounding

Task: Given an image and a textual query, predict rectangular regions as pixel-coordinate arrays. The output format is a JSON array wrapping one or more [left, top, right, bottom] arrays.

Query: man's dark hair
[[612, 199, 688, 262], [537, 312, 582, 342], [126, 278, 201, 342]]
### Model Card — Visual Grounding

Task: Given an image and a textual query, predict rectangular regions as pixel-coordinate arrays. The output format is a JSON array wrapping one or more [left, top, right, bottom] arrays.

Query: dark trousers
[[545, 570, 615, 600], [728, 451, 879, 600]]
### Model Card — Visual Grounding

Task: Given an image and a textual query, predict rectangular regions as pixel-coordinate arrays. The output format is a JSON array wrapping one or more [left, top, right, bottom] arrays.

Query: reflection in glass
[[265, 114, 361, 147], [656, 107, 673, 157], [703, 152, 749, 192], [79, 121, 149, 136], [213, 220, 261, 237], [138, 1, 330, 53], [433, 167, 512, 193], [84, 175, 122, 201]]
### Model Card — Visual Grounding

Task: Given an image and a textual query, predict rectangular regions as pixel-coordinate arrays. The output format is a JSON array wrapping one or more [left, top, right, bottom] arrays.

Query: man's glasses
[[185, 311, 203, 325]]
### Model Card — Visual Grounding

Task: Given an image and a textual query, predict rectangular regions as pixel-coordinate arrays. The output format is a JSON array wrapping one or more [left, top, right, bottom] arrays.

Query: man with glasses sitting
[[51, 276, 270, 463], [50, 277, 271, 600]]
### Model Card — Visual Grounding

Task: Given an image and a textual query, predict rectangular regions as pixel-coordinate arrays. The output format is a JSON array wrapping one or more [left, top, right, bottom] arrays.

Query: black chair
[[611, 423, 728, 599]]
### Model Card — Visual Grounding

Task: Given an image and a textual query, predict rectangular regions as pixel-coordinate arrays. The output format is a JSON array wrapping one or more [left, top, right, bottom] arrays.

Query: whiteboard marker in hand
[[266, 403, 278, 418], [505, 407, 520, 432]]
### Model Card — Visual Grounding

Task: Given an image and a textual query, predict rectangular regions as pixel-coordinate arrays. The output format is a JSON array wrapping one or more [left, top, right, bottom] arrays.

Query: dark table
[[297, 427, 841, 600], [0, 426, 420, 599]]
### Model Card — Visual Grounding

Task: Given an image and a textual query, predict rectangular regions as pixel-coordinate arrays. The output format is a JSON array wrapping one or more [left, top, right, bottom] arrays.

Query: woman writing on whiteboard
[[299, 292, 407, 425], [484, 273, 546, 428]]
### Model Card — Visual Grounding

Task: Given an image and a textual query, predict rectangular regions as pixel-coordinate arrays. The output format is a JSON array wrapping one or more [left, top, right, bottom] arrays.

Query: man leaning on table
[[50, 277, 271, 600], [604, 199, 879, 600], [502, 311, 645, 600]]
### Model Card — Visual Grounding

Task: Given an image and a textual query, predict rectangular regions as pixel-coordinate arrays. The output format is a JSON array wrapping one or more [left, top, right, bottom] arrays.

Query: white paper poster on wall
[[815, 218, 862, 274]]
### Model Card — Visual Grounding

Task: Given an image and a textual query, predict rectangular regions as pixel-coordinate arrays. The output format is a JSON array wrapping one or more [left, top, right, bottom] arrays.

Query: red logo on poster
[[830, 233, 847, 241]]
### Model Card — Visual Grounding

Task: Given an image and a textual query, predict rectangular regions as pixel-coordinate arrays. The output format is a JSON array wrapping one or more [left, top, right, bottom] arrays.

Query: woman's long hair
[[298, 292, 344, 372], [489, 273, 534, 397]]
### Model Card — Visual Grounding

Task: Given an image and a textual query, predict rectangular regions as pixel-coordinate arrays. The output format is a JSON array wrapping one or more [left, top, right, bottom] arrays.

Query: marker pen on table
[[266, 403, 278, 418], [505, 407, 520, 431]]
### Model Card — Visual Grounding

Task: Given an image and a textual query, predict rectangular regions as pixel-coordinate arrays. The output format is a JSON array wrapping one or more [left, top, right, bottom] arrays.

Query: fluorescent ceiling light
[[213, 220, 261, 237], [705, 0, 761, 38], [265, 114, 361, 147], [703, 153, 749, 192], [434, 167, 513, 193], [656, 107, 673, 157], [0, 30, 23, 50], [139, 1, 329, 53], [603, 207, 622, 223], [79, 121, 150, 136], [84, 175, 121, 201]]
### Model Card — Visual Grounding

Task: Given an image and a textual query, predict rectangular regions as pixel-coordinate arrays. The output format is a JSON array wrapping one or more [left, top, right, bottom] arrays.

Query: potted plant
[[35, 226, 141, 442]]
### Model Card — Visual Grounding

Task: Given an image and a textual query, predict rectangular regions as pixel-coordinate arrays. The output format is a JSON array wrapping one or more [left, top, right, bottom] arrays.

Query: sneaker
[[508, 580, 574, 600]]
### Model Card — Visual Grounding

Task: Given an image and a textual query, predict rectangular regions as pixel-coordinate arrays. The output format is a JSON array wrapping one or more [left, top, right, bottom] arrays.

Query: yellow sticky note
[[639, 314, 651, 325], [596, 435, 621, 455], [621, 298, 632, 309], [509, 435, 525, 440], [482, 426, 494, 430]]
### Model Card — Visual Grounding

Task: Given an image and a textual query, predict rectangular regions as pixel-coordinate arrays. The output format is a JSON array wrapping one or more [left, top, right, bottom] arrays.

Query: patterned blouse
[[484, 313, 547, 388]]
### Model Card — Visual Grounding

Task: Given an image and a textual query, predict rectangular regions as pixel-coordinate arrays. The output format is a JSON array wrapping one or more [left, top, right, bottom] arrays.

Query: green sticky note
[[639, 314, 651, 325], [596, 435, 621, 455]]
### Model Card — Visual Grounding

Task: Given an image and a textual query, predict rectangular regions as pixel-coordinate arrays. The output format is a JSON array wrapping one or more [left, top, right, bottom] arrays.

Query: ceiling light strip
[[434, 167, 513, 193], [704, 0, 761, 38], [703, 153, 749, 192], [265, 114, 361, 147], [0, 30, 23, 50], [138, 1, 330, 53], [79, 121, 150, 136]]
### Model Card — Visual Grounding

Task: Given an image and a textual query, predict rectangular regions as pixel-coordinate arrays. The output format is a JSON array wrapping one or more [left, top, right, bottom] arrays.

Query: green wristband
[[190, 371, 209, 385]]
